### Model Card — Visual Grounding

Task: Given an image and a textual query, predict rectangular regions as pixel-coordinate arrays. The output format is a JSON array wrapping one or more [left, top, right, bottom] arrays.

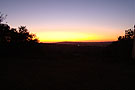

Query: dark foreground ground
[[2, 43, 135, 90]]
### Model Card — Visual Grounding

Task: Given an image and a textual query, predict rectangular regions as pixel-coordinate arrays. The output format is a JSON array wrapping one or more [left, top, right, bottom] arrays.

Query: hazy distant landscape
[[56, 42, 112, 47]]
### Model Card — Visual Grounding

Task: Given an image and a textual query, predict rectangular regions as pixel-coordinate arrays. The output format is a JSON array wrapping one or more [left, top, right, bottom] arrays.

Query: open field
[[4, 43, 135, 90]]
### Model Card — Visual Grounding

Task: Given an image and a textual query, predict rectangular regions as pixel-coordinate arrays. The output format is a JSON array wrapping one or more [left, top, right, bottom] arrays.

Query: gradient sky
[[0, 0, 135, 42]]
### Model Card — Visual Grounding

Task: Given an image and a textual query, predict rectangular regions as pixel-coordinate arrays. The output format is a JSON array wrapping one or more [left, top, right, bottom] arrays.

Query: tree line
[[118, 26, 134, 41], [0, 13, 39, 47]]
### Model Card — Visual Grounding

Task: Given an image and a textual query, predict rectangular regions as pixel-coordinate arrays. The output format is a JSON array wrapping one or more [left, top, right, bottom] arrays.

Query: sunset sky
[[0, 0, 135, 42]]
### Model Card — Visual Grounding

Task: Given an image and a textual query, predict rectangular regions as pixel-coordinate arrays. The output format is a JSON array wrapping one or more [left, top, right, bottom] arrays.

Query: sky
[[0, 0, 135, 42]]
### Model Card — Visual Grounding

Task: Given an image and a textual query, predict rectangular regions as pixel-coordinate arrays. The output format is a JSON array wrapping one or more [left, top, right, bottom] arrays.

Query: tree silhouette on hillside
[[0, 13, 39, 47], [118, 27, 134, 41], [107, 26, 134, 60], [0, 12, 7, 24]]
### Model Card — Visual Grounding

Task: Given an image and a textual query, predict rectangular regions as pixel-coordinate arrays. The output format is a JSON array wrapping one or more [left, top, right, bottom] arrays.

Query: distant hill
[[56, 41, 112, 47]]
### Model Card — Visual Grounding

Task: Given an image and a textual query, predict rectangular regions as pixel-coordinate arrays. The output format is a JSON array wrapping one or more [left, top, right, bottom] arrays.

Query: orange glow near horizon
[[35, 31, 116, 43], [2, 0, 133, 43]]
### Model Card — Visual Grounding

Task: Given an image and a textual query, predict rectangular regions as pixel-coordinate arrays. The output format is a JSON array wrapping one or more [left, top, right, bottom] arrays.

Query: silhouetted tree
[[0, 12, 7, 24], [108, 26, 135, 60], [0, 13, 39, 47], [118, 36, 122, 41], [16, 26, 38, 44], [0, 24, 10, 43], [0, 24, 38, 44], [118, 27, 134, 41]]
